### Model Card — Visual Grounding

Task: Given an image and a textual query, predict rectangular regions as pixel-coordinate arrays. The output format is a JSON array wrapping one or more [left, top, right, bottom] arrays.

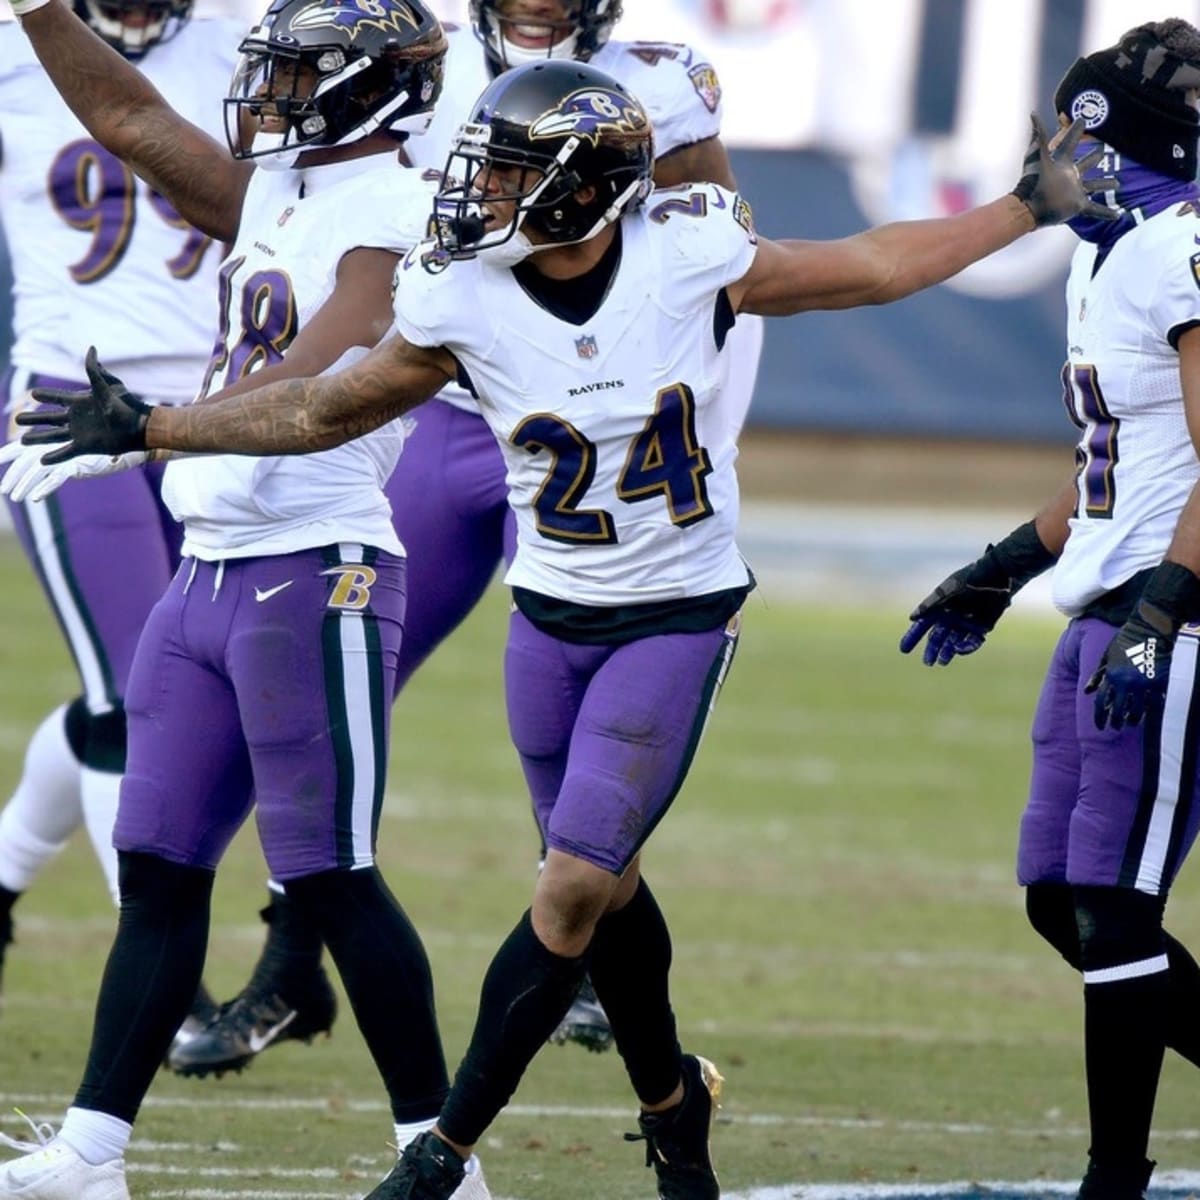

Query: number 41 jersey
[[392, 183, 757, 608], [1053, 201, 1200, 617], [0, 18, 241, 403]]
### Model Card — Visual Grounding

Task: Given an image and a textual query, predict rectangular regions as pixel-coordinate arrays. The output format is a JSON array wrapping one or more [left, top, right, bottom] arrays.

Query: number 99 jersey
[[1053, 201, 1200, 617], [0, 18, 241, 404], [393, 182, 757, 608]]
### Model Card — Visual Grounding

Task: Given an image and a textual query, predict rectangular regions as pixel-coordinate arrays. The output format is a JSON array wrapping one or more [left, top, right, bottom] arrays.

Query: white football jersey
[[407, 25, 723, 175], [1052, 203, 1200, 616], [0, 18, 242, 404], [392, 182, 757, 607], [162, 156, 437, 561]]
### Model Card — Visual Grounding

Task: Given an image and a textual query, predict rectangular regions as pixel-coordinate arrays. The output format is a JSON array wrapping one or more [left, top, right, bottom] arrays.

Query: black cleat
[[166, 969, 337, 1078], [1077, 1156, 1155, 1200], [625, 1054, 723, 1200], [365, 1131, 467, 1200], [164, 979, 221, 1066], [548, 974, 614, 1053]]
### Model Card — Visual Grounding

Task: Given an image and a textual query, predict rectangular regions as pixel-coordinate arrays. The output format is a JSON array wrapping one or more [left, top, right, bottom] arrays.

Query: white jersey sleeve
[[592, 39, 723, 159], [644, 182, 758, 310]]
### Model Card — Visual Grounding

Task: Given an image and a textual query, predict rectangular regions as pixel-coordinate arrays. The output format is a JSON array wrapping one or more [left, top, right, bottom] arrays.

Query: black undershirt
[[512, 224, 624, 325]]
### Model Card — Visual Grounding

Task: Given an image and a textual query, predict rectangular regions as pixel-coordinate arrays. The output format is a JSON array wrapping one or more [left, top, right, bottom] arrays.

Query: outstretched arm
[[730, 116, 1114, 316], [20, 335, 457, 459], [147, 334, 456, 454], [16, 0, 250, 241]]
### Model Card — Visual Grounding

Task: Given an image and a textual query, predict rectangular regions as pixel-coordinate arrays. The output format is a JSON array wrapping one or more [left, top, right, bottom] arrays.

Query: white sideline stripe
[[6, 1094, 1200, 1143], [136, 1173, 1200, 1200]]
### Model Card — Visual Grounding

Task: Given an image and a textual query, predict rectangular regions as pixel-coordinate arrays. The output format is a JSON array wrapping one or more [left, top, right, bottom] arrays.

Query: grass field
[[2, 528, 1200, 1199]]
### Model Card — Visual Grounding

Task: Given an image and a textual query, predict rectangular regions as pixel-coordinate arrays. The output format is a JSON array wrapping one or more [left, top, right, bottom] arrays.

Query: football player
[[12, 57, 1116, 1200], [0, 0, 240, 1032], [180, 0, 760, 1077], [0, 2, 489, 1198], [900, 20, 1200, 1200]]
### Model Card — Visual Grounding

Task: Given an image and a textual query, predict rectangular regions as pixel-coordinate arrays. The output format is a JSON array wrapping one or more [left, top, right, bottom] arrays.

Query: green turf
[[1, 532, 1198, 1198]]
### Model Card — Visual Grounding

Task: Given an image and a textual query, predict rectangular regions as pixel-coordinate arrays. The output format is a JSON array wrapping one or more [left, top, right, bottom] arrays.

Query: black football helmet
[[434, 59, 653, 258], [470, 1, 621, 74], [225, 0, 447, 168], [73, 0, 192, 59]]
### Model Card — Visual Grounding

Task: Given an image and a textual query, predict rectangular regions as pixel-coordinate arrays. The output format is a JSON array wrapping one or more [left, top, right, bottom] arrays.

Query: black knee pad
[[1025, 882, 1082, 968], [1073, 884, 1166, 973], [81, 703, 127, 773], [63, 696, 90, 763]]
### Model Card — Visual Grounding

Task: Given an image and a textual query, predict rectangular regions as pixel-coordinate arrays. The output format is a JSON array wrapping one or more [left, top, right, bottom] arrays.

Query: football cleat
[[364, 1131, 479, 1200], [547, 975, 614, 1054], [1077, 1156, 1155, 1200], [166, 969, 336, 1078], [624, 1054, 724, 1200], [164, 979, 220, 1064], [0, 1118, 128, 1200]]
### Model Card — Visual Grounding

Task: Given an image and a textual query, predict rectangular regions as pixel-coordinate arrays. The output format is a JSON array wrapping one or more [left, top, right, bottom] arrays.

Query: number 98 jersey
[[0, 18, 240, 404], [1053, 201, 1200, 617], [393, 182, 757, 608]]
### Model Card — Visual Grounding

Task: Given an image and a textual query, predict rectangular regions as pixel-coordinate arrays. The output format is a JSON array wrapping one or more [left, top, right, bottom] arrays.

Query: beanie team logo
[[1071, 89, 1109, 131]]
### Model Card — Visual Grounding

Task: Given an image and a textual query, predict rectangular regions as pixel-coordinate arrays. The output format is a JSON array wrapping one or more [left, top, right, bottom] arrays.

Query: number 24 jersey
[[393, 182, 758, 608]]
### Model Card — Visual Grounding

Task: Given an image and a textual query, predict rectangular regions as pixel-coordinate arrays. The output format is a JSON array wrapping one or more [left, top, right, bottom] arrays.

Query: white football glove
[[0, 440, 146, 503]]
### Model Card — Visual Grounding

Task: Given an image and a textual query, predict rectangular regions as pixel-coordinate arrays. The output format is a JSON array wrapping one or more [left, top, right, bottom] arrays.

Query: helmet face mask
[[73, 0, 192, 59], [225, 0, 447, 168], [469, 0, 622, 74], [434, 60, 652, 260]]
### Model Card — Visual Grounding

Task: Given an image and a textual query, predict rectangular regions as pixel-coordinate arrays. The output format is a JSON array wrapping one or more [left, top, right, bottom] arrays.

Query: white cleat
[[0, 1119, 128, 1200], [0, 1142, 128, 1200]]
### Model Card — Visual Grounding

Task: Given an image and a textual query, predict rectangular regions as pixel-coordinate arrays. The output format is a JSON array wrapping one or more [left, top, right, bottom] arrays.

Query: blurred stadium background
[[8, 3, 1200, 1199]]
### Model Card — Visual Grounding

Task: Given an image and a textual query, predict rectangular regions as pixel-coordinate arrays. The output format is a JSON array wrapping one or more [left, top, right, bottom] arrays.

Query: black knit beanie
[[1054, 20, 1200, 180]]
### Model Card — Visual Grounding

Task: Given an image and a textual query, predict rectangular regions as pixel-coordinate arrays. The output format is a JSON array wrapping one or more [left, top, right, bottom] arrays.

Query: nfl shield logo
[[575, 335, 598, 359]]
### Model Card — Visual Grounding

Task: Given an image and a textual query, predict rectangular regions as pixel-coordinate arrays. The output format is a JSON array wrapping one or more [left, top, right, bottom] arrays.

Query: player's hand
[[17, 346, 151, 463], [899, 559, 1015, 666], [1085, 609, 1173, 731], [1011, 114, 1120, 227], [0, 440, 146, 503]]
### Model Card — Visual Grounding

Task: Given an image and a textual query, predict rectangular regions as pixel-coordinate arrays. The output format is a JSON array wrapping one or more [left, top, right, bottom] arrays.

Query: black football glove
[[1085, 562, 1200, 731], [1084, 605, 1173, 732], [900, 560, 1016, 666], [1011, 113, 1119, 227], [900, 520, 1057, 667], [17, 346, 150, 464]]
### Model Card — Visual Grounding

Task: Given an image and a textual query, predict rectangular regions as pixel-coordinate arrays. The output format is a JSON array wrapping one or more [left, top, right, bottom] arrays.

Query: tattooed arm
[[145, 333, 458, 455], [18, 0, 250, 241]]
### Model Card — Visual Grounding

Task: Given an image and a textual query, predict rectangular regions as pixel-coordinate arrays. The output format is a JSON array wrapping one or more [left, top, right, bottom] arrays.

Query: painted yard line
[[4, 1093, 1200, 1144], [134, 1177, 1200, 1200]]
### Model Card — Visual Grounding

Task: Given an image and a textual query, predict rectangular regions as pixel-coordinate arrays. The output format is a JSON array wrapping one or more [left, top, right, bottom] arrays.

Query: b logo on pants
[[322, 565, 377, 611]]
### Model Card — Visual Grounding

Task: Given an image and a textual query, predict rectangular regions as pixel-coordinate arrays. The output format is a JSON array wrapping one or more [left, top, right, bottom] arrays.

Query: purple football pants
[[116, 546, 405, 879], [1020, 617, 1200, 895], [504, 609, 742, 874], [3, 369, 180, 715], [385, 398, 516, 694]]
